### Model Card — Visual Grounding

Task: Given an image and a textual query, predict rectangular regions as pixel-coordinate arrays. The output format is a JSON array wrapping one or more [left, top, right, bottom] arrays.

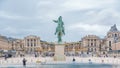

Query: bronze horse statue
[[53, 16, 65, 44]]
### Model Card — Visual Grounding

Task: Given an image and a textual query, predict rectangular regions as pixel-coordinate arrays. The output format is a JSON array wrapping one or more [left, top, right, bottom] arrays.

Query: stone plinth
[[54, 44, 66, 61]]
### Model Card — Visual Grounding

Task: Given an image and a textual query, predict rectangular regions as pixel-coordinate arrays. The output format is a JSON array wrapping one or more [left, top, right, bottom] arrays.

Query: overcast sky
[[0, 0, 120, 42]]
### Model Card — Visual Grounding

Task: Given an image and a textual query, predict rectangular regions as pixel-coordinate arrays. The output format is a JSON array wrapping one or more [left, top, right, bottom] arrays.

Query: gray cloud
[[0, 0, 120, 42]]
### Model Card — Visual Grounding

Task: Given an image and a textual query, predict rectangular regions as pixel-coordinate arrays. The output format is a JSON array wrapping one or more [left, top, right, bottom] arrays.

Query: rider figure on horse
[[53, 16, 65, 44]]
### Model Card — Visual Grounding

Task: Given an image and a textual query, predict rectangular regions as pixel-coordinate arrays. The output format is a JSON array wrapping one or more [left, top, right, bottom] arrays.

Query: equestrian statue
[[53, 16, 65, 44]]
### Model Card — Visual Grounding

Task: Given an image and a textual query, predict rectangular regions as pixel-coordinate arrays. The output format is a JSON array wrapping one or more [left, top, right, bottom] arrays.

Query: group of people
[[72, 58, 93, 64], [22, 57, 76, 67]]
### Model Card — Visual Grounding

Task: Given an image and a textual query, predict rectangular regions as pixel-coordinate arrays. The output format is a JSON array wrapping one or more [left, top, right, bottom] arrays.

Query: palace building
[[81, 35, 101, 56], [0, 35, 12, 50], [23, 35, 41, 54], [0, 24, 120, 57]]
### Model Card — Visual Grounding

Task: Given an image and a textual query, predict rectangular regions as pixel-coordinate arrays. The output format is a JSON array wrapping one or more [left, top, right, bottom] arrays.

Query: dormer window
[[115, 34, 117, 37]]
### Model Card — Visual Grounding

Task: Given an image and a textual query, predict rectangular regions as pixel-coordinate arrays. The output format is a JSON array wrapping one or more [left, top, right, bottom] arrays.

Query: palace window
[[109, 41, 111, 47], [103, 52, 105, 54], [88, 39, 90, 41], [91, 43, 93, 46], [95, 48, 96, 51], [30, 48, 32, 52], [94, 39, 96, 41], [34, 39, 36, 42], [27, 43, 29, 47], [27, 39, 29, 42], [91, 48, 93, 51], [115, 34, 117, 37], [34, 43, 36, 46], [31, 43, 33, 47]]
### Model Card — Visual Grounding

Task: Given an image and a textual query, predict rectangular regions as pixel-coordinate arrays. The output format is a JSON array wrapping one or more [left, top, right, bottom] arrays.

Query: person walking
[[73, 57, 75, 62], [23, 58, 27, 67], [4, 54, 7, 60]]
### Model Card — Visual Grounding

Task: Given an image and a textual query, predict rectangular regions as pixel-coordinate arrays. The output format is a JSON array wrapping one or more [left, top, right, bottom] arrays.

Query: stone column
[[29, 39, 31, 53]]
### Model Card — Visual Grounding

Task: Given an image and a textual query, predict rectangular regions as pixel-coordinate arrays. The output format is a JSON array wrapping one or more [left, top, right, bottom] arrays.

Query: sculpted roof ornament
[[109, 24, 118, 32]]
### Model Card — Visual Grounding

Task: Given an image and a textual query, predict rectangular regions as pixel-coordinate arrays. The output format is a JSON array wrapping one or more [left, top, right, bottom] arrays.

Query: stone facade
[[112, 42, 120, 50], [64, 42, 82, 56], [23, 35, 41, 54], [0, 35, 12, 50], [105, 24, 120, 57], [81, 35, 101, 56], [12, 39, 24, 56], [40, 41, 55, 56]]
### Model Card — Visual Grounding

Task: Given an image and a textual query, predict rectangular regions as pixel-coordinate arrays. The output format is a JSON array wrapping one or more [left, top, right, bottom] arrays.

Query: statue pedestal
[[54, 44, 66, 61]]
